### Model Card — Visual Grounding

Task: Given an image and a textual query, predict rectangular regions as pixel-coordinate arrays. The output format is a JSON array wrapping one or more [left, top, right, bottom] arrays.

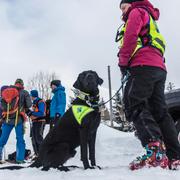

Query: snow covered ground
[[0, 122, 180, 180]]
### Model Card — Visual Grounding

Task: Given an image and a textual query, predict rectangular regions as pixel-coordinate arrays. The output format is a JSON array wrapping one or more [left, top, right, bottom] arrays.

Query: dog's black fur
[[0, 70, 103, 171]]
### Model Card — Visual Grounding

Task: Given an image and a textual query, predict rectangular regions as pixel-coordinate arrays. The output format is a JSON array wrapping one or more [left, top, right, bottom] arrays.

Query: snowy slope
[[0, 123, 180, 180]]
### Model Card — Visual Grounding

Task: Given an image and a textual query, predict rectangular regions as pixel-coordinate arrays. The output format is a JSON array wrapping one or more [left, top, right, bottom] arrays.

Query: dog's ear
[[98, 77, 103, 85], [73, 72, 85, 90], [94, 72, 103, 85]]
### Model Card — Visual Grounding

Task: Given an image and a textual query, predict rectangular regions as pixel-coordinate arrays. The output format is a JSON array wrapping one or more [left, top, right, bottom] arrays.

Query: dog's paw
[[85, 166, 101, 170], [93, 165, 101, 170], [41, 166, 50, 171], [57, 166, 70, 172]]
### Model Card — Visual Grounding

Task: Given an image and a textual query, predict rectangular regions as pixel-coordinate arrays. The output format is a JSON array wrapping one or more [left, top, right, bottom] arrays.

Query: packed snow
[[0, 122, 180, 180]]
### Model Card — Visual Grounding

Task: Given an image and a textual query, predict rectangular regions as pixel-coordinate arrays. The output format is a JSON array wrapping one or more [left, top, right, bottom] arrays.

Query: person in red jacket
[[117, 0, 180, 170]]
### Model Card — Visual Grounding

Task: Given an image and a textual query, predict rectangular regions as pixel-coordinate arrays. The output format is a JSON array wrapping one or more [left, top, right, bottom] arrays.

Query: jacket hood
[[52, 85, 65, 93], [123, 0, 160, 21]]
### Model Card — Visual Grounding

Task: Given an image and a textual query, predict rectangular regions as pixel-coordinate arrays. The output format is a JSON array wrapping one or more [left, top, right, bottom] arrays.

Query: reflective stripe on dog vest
[[118, 15, 166, 58], [72, 105, 94, 125]]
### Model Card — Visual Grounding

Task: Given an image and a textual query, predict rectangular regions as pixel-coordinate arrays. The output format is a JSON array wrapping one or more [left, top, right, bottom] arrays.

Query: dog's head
[[73, 70, 103, 96]]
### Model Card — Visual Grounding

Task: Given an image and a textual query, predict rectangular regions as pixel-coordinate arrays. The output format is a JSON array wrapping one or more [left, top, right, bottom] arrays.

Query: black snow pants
[[123, 66, 180, 160], [31, 121, 45, 155]]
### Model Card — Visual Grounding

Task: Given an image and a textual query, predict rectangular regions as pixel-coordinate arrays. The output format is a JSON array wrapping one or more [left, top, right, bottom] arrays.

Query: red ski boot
[[129, 141, 169, 170], [169, 159, 180, 170]]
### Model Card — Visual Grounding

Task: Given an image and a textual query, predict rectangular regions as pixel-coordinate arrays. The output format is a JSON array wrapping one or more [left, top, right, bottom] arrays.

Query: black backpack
[[45, 99, 51, 124]]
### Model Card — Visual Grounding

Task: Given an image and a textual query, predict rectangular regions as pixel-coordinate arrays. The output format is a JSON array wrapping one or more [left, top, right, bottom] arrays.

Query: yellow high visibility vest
[[118, 15, 166, 58], [72, 105, 94, 125]]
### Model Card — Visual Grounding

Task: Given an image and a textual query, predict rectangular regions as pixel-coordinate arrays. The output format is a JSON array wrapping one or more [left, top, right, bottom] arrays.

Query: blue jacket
[[50, 85, 66, 118], [31, 97, 46, 117]]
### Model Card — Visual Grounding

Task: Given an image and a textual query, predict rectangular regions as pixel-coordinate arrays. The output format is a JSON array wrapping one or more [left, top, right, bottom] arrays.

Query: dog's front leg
[[88, 131, 97, 166], [80, 128, 90, 169]]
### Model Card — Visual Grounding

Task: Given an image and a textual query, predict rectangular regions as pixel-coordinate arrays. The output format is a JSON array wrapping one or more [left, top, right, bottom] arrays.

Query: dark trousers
[[31, 121, 45, 155], [124, 66, 180, 159]]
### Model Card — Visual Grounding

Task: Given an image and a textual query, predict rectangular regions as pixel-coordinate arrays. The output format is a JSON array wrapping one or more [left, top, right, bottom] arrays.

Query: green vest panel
[[72, 105, 94, 125]]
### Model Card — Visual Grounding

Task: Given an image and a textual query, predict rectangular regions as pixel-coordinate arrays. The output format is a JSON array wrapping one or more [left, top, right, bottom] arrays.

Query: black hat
[[50, 80, 61, 87], [15, 78, 24, 86], [120, 0, 144, 6]]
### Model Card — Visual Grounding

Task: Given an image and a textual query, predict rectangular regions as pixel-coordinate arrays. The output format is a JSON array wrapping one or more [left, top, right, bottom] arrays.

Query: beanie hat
[[15, 78, 24, 86], [120, 0, 144, 6], [50, 80, 61, 87], [30, 90, 38, 98]]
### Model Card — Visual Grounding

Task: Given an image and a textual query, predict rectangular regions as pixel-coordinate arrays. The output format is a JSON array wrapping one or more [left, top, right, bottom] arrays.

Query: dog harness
[[72, 105, 94, 125]]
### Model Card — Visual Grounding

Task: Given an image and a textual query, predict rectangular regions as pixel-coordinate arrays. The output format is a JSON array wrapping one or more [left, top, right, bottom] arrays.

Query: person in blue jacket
[[28, 90, 46, 157], [50, 80, 66, 129]]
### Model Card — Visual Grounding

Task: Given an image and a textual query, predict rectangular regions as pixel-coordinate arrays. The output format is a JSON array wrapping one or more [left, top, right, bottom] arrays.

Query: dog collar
[[72, 89, 99, 107]]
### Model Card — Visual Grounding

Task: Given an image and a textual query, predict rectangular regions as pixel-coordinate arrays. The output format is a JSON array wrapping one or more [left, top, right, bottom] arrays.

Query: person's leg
[[125, 66, 162, 146], [15, 122, 25, 162], [54, 117, 60, 126], [149, 70, 180, 160], [0, 123, 13, 160], [34, 122, 44, 155], [49, 118, 54, 131], [126, 66, 169, 170], [31, 123, 38, 155]]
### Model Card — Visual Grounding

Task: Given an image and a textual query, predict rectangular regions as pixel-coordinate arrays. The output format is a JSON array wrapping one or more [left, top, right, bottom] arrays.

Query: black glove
[[117, 51, 120, 57], [55, 113, 61, 119], [26, 109, 33, 117], [119, 66, 128, 78]]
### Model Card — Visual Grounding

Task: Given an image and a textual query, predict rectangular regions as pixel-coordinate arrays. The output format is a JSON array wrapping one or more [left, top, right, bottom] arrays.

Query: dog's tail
[[0, 166, 26, 170]]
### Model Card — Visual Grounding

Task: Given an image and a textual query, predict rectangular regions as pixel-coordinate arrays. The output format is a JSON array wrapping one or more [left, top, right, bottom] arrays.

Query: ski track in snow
[[0, 123, 180, 180]]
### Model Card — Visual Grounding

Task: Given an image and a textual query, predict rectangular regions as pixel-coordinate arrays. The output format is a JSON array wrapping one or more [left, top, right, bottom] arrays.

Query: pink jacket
[[118, 0, 166, 71]]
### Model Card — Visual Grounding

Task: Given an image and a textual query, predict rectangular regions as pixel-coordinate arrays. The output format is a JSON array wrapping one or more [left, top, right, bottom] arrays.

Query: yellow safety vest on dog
[[72, 105, 94, 125], [117, 15, 166, 58]]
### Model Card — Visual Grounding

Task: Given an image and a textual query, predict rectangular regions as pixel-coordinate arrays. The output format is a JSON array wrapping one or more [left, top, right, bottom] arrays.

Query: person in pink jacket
[[117, 0, 180, 170]]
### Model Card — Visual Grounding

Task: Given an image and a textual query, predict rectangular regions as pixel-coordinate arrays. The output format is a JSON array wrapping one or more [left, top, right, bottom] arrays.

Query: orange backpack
[[1, 87, 20, 125]]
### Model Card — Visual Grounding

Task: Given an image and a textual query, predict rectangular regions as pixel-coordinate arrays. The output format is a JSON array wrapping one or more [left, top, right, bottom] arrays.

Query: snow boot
[[129, 141, 169, 170], [169, 159, 180, 170]]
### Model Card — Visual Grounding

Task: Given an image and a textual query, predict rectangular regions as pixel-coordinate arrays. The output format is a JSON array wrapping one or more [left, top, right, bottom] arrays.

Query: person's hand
[[55, 113, 61, 119], [26, 109, 32, 117], [119, 66, 128, 79], [30, 115, 37, 120]]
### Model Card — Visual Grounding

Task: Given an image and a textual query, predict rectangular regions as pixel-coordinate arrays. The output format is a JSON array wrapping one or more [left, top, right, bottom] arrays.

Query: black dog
[[0, 70, 103, 171]]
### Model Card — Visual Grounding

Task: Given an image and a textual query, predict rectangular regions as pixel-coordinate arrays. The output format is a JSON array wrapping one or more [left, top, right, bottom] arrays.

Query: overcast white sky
[[0, 0, 180, 90]]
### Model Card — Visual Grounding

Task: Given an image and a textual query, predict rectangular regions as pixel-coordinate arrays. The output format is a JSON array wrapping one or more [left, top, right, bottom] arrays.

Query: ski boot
[[169, 159, 180, 170], [129, 141, 169, 170]]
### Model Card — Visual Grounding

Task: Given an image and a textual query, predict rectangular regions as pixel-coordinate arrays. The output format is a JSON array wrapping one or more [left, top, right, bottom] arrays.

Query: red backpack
[[1, 87, 20, 124]]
